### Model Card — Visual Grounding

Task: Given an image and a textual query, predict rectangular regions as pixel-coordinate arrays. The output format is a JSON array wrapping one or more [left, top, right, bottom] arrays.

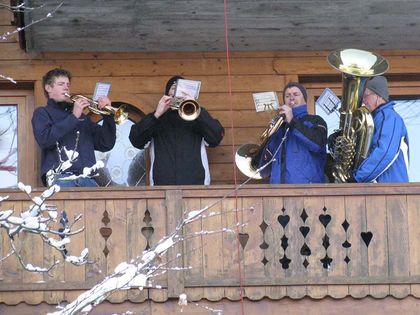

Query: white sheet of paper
[[252, 91, 279, 112], [175, 79, 201, 99], [93, 82, 111, 101], [316, 88, 341, 114]]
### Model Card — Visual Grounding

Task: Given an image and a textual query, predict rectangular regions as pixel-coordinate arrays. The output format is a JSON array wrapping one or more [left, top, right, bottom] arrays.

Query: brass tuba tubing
[[327, 48, 389, 182], [64, 93, 128, 125]]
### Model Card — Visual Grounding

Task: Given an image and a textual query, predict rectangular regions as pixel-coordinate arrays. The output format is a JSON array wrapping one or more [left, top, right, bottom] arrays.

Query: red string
[[223, 1, 245, 314]]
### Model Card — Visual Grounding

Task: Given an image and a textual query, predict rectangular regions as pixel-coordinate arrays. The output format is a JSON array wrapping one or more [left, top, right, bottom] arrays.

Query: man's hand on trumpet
[[72, 97, 90, 119], [97, 96, 112, 110], [154, 95, 172, 119]]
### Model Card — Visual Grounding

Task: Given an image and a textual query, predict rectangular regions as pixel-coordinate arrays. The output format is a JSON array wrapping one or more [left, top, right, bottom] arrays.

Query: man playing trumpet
[[32, 68, 116, 187], [129, 75, 224, 186]]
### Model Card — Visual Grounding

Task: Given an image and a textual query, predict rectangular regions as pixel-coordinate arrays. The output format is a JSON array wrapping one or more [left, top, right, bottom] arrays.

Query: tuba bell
[[235, 112, 285, 179], [65, 93, 128, 125], [327, 49, 389, 182]]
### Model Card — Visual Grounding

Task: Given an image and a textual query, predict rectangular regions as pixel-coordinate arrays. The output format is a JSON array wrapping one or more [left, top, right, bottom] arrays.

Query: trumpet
[[65, 93, 128, 125], [170, 97, 201, 121]]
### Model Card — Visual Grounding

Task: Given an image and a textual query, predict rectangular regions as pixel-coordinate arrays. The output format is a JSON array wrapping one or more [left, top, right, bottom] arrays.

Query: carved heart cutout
[[239, 232, 249, 249], [342, 240, 352, 248], [279, 254, 291, 269], [361, 231, 373, 247], [319, 214, 331, 227], [99, 226, 112, 240], [300, 243, 311, 256], [299, 226, 310, 238], [277, 215, 290, 228]]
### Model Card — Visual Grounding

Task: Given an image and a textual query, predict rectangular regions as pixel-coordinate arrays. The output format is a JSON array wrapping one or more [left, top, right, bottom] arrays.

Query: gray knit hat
[[367, 76, 389, 101]]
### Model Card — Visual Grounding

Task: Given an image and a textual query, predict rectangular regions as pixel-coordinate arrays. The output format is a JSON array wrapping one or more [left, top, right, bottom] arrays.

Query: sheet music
[[316, 88, 341, 115], [175, 79, 201, 99], [252, 91, 279, 112], [92, 82, 111, 101]]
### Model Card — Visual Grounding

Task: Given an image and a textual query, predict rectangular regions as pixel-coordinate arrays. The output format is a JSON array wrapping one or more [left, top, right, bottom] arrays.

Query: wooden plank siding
[[3, 10, 420, 186], [1, 184, 420, 305]]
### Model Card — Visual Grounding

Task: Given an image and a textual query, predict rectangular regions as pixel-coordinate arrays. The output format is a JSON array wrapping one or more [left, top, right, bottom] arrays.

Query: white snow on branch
[[0, 2, 64, 41]]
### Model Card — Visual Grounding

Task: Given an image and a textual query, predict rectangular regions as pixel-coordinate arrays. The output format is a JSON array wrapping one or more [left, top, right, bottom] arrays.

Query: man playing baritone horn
[[129, 76, 224, 186], [351, 76, 409, 183], [32, 68, 116, 187], [258, 82, 328, 184]]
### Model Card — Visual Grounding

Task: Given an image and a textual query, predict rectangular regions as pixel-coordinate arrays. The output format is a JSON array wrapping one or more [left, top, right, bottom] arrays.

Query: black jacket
[[129, 108, 224, 185]]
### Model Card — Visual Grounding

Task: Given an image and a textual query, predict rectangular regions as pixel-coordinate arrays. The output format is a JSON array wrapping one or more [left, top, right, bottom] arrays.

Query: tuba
[[327, 49, 389, 182], [235, 112, 285, 179], [65, 93, 128, 125]]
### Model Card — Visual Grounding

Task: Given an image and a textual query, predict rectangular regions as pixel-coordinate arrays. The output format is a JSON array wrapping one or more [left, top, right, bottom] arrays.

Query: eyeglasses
[[363, 91, 375, 99]]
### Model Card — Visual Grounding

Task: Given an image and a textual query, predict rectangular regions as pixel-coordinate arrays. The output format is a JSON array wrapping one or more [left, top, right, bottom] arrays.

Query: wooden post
[[165, 190, 185, 298]]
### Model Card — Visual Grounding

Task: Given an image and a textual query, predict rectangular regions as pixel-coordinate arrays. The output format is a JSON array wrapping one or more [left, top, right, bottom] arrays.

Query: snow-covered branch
[[0, 1, 64, 84], [1, 1, 63, 41], [47, 193, 253, 315], [0, 183, 88, 274], [0, 139, 105, 274], [45, 132, 104, 187]]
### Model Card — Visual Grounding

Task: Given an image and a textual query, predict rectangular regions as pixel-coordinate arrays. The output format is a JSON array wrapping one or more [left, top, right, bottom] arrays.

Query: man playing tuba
[[351, 76, 409, 183]]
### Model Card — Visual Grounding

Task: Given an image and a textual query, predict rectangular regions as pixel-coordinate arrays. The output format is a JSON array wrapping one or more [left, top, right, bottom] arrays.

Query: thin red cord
[[223, 1, 245, 314]]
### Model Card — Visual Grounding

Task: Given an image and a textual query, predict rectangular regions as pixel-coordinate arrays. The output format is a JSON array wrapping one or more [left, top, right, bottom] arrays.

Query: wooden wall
[[2, 8, 420, 185], [0, 184, 420, 309]]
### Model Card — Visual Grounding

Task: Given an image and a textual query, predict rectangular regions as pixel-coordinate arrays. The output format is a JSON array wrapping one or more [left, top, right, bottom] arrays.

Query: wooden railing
[[0, 184, 420, 304]]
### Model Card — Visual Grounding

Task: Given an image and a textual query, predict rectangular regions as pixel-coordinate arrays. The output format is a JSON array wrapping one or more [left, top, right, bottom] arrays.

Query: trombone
[[65, 93, 128, 125], [170, 97, 201, 121]]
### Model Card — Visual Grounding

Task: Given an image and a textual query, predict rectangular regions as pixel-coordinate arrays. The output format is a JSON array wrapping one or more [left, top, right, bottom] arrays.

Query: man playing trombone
[[258, 82, 328, 184], [32, 68, 116, 187], [129, 76, 224, 186]]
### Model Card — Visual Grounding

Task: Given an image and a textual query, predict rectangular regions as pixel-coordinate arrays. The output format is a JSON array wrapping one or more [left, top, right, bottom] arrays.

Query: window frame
[[0, 90, 36, 187]]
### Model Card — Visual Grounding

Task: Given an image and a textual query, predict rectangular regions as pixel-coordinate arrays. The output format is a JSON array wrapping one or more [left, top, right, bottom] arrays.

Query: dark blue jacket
[[354, 101, 409, 183], [259, 105, 327, 184], [32, 99, 116, 181]]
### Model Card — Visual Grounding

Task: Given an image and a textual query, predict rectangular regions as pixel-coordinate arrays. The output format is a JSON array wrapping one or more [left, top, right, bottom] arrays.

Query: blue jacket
[[259, 105, 327, 184], [32, 99, 116, 181], [354, 101, 409, 183]]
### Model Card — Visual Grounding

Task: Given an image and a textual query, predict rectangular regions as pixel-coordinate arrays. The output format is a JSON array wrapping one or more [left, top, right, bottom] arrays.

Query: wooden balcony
[[1, 183, 420, 313]]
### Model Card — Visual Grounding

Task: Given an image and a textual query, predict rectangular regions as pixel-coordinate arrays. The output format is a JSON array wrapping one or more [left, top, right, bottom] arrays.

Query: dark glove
[[327, 130, 342, 153]]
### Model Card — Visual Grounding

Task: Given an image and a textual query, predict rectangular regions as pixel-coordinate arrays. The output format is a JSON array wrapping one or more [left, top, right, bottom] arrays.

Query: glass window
[[315, 96, 420, 182], [0, 105, 18, 188], [95, 119, 146, 187], [394, 99, 420, 182]]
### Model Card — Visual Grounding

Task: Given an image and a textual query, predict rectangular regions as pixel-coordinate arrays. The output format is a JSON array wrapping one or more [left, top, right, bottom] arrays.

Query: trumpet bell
[[235, 143, 265, 179], [113, 105, 129, 125], [179, 99, 201, 121]]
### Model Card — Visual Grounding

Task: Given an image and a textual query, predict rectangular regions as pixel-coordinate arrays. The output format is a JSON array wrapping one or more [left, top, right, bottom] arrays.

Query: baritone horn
[[235, 112, 285, 179], [65, 93, 128, 125], [170, 97, 201, 121]]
